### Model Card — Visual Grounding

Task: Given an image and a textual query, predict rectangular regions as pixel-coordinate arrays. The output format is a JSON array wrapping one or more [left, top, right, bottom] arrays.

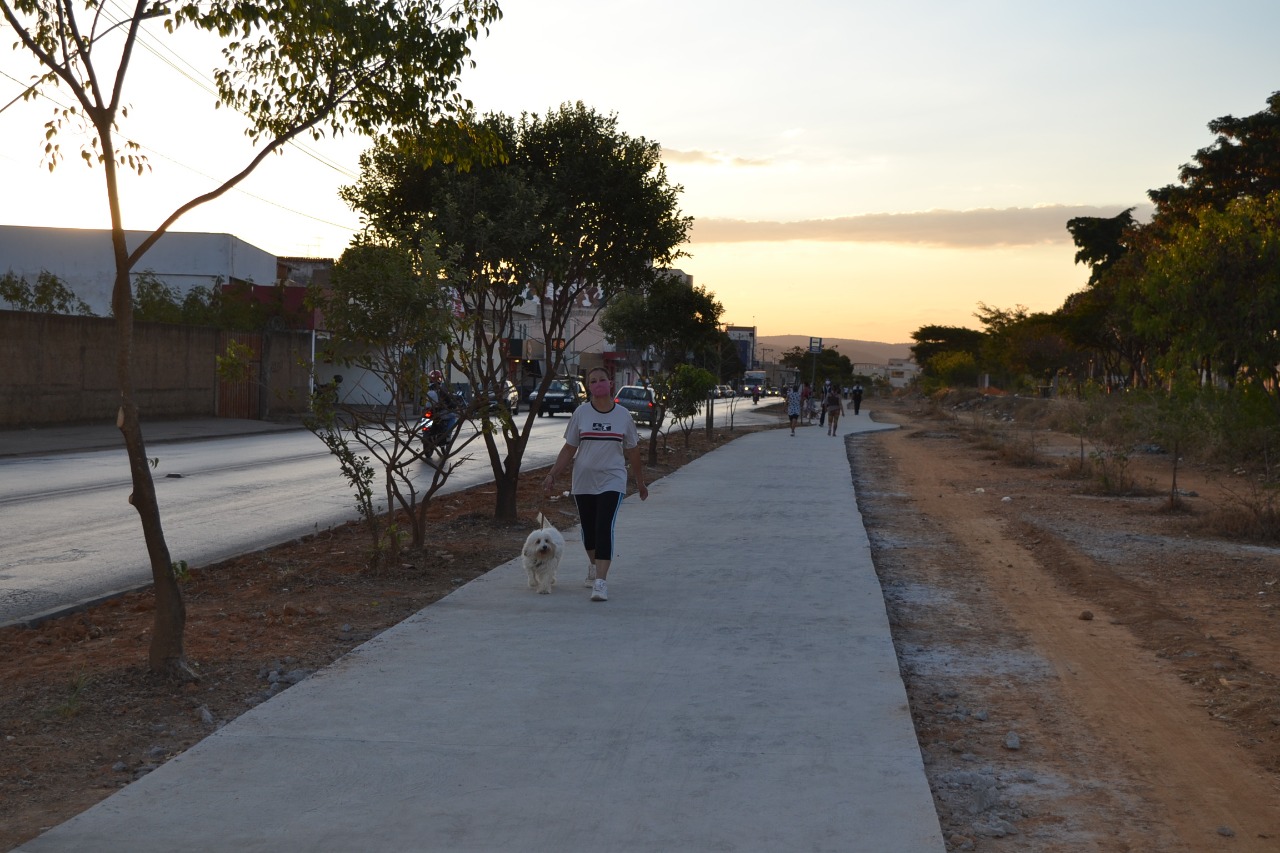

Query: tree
[[601, 272, 723, 369], [909, 325, 985, 372], [780, 345, 852, 389], [1135, 193, 1280, 401], [0, 270, 95, 315], [924, 351, 979, 389], [657, 364, 716, 451], [1066, 208, 1138, 284], [131, 272, 185, 325], [600, 271, 723, 462], [974, 306, 1080, 392], [2, 0, 500, 676], [342, 102, 693, 520], [1148, 91, 1280, 227], [305, 241, 461, 564], [1137, 374, 1210, 510]]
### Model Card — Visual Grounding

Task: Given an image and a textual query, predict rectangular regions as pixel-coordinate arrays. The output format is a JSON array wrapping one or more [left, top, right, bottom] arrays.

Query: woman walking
[[824, 384, 843, 435], [542, 367, 648, 602], [785, 383, 802, 436]]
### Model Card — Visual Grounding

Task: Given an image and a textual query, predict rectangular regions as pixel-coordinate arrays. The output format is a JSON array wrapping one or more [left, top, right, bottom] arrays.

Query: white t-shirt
[[563, 401, 639, 495]]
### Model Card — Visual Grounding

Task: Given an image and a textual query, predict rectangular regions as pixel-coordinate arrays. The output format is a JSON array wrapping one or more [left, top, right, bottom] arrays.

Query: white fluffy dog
[[522, 525, 564, 594]]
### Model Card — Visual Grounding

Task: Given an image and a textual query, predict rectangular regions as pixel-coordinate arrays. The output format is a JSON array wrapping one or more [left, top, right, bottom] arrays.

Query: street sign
[[809, 337, 822, 354]]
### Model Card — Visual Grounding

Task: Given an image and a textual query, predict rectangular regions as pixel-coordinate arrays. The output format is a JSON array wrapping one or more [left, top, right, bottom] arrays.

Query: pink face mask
[[589, 379, 611, 395]]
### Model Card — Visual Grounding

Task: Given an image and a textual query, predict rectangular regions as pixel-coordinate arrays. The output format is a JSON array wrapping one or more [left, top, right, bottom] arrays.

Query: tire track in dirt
[[849, 410, 1280, 850]]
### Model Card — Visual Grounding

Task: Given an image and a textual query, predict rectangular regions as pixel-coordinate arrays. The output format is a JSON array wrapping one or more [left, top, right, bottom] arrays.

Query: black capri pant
[[574, 491, 624, 561]]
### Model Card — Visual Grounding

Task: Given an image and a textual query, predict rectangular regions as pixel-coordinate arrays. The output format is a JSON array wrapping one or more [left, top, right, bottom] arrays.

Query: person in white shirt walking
[[542, 367, 649, 601], [785, 384, 802, 436]]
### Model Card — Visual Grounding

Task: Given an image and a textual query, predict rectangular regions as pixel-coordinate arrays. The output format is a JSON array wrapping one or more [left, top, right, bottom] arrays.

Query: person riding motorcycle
[[422, 369, 461, 452]]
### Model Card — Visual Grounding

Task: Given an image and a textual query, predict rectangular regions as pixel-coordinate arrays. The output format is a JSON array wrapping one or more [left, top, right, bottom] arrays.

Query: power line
[[135, 141, 357, 231], [99, 0, 361, 181]]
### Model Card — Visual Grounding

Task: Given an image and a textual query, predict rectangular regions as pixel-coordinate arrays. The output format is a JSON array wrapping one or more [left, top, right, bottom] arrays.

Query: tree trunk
[[102, 145, 193, 678], [111, 268, 194, 679], [493, 466, 520, 521], [489, 428, 530, 522]]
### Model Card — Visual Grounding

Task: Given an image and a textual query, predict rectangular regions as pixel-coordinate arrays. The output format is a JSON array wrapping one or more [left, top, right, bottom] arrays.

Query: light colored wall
[[0, 225, 279, 317]]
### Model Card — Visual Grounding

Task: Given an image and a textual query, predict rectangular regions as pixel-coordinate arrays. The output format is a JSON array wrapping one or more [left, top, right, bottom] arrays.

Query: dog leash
[[535, 489, 549, 530]]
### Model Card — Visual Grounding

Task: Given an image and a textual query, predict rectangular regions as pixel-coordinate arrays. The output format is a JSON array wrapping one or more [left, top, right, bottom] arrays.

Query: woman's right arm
[[543, 444, 577, 493]]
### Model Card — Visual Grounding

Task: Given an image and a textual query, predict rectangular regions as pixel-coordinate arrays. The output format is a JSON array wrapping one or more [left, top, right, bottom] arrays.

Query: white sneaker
[[590, 579, 608, 602], [583, 565, 597, 588]]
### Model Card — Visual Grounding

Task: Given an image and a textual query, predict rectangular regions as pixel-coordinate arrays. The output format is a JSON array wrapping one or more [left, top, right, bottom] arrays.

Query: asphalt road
[[0, 419, 565, 627], [0, 398, 781, 627]]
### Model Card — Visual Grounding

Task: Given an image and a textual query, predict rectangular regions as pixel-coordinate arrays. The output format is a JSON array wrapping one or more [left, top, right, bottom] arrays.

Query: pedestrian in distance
[[850, 383, 864, 416], [786, 383, 802, 436], [824, 383, 843, 435], [543, 367, 648, 602]]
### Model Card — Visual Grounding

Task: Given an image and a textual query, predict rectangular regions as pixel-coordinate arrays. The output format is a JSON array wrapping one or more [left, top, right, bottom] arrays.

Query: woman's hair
[[586, 367, 610, 382]]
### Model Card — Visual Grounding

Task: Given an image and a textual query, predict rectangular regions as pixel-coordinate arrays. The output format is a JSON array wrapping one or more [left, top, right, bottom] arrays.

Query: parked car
[[478, 379, 519, 415], [614, 385, 663, 427], [529, 378, 585, 416], [714, 384, 735, 399]]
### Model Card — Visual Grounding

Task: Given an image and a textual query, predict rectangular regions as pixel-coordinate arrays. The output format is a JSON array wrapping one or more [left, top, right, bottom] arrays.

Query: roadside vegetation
[[915, 386, 1280, 542], [900, 90, 1280, 539]]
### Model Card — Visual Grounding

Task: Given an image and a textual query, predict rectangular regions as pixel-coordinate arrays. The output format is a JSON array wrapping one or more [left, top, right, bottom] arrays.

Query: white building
[[0, 224, 279, 316], [886, 358, 921, 389]]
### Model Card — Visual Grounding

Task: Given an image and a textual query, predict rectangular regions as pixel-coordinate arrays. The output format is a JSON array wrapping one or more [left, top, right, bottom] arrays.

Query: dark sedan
[[529, 379, 585, 416]]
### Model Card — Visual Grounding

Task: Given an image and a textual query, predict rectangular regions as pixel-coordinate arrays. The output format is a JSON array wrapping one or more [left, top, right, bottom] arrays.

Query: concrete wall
[[0, 310, 312, 427]]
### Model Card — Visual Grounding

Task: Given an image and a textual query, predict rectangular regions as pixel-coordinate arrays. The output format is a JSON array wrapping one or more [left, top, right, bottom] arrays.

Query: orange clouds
[[690, 204, 1153, 248]]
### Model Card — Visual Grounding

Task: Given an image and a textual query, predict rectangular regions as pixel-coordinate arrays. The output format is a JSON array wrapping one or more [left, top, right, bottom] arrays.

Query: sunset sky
[[2, 0, 1278, 343]]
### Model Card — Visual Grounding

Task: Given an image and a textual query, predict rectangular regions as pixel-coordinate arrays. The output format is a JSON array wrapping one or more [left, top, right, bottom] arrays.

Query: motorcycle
[[751, 387, 760, 405], [414, 405, 459, 460]]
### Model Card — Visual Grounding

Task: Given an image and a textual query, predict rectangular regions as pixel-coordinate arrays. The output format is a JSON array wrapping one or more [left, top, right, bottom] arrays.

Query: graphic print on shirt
[[583, 421, 623, 442]]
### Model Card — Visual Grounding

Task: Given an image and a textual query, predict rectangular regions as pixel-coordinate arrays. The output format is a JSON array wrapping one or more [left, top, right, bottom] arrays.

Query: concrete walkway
[[18, 412, 945, 852]]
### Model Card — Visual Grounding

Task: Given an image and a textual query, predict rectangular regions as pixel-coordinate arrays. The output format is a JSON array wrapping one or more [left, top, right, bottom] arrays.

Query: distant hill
[[757, 335, 912, 366]]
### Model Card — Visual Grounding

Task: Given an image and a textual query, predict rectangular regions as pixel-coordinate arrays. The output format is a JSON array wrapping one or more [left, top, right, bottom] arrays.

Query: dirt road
[[849, 400, 1280, 851]]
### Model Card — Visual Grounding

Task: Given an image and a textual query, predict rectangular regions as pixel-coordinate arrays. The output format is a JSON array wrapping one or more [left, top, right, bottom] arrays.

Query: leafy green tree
[[1066, 208, 1138, 283], [925, 351, 979, 390], [0, 270, 94, 315], [1137, 374, 1211, 509], [910, 325, 985, 373], [1149, 91, 1280, 227], [780, 345, 852, 389], [1135, 193, 1280, 402], [341, 113, 536, 522], [1059, 208, 1150, 387], [343, 103, 692, 520], [977, 308, 1080, 391], [601, 273, 723, 369], [601, 271, 723, 460], [132, 272, 185, 325], [656, 364, 716, 452], [2, 0, 500, 676]]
